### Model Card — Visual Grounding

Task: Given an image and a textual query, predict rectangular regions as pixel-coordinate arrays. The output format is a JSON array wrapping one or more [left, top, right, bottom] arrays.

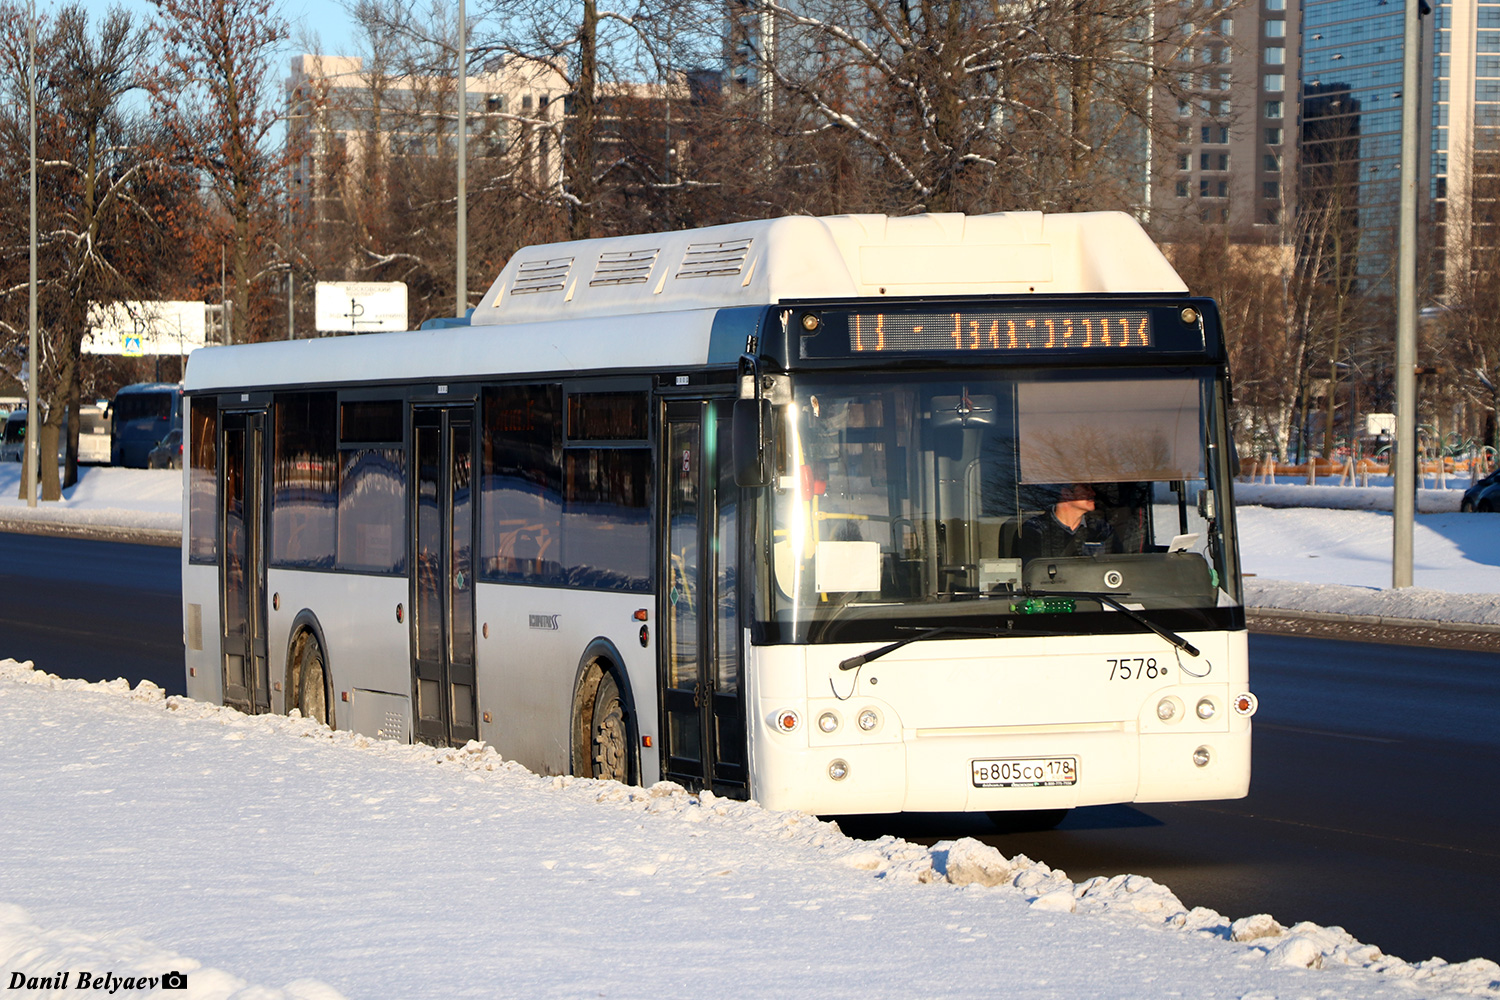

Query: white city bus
[[181, 212, 1254, 821]]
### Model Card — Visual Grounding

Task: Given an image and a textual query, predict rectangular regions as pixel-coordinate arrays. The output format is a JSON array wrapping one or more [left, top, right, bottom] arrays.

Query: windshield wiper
[[838, 626, 1014, 671], [1016, 587, 1200, 658]]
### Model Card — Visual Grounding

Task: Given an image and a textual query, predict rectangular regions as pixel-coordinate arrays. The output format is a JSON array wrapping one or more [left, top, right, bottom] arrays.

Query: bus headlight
[[828, 759, 850, 781], [818, 711, 841, 734], [1196, 697, 1217, 720], [1156, 697, 1181, 722], [1192, 745, 1212, 768], [857, 708, 880, 732]]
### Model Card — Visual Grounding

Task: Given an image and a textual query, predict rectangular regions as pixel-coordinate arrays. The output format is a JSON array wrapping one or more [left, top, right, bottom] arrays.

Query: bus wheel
[[296, 632, 331, 728], [987, 809, 1070, 833], [591, 672, 630, 782]]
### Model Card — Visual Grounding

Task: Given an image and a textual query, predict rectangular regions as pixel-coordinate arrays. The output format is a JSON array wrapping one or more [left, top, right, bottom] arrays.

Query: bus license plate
[[971, 756, 1077, 788]]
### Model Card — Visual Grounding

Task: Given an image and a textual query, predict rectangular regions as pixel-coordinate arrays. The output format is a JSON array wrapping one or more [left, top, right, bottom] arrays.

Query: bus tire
[[987, 808, 1070, 832], [572, 660, 635, 784], [591, 672, 633, 781], [290, 629, 333, 728]]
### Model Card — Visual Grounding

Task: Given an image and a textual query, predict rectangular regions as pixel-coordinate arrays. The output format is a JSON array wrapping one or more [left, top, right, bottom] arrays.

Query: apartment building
[[1152, 0, 1301, 238], [285, 54, 567, 234]]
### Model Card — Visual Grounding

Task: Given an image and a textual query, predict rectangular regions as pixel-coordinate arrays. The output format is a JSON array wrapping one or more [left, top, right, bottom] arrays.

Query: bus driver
[[1019, 483, 1120, 560]]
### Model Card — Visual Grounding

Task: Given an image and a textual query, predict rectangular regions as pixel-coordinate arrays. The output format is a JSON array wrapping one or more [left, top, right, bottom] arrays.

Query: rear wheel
[[296, 632, 331, 727], [591, 673, 630, 781]]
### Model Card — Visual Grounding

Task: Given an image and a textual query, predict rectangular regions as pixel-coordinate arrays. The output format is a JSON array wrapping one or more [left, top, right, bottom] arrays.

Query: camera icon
[[163, 971, 188, 990]]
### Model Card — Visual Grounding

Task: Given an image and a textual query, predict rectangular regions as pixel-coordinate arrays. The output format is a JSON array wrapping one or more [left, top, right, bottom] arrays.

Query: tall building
[[1432, 0, 1500, 295], [1299, 0, 1411, 291], [1151, 0, 1301, 239]]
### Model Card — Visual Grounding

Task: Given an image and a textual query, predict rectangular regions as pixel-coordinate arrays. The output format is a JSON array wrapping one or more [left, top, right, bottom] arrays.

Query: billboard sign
[[315, 281, 409, 333], [84, 301, 208, 356]]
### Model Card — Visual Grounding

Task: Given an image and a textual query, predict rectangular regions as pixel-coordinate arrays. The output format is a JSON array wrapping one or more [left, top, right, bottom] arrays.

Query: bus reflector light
[[642, 735, 652, 748], [484, 712, 492, 723], [341, 691, 349, 702], [774, 710, 800, 733], [639, 625, 649, 647], [857, 709, 880, 731], [1192, 746, 1212, 768], [633, 608, 649, 621], [1196, 697, 1216, 720], [828, 759, 849, 781], [1233, 693, 1258, 717], [818, 712, 840, 733], [482, 623, 489, 639], [396, 603, 404, 623]]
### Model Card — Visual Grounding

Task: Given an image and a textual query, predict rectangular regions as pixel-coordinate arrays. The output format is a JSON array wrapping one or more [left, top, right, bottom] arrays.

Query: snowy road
[[2, 661, 1497, 1000]]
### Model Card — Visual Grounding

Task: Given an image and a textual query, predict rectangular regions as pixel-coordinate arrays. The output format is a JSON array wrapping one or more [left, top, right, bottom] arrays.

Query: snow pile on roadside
[[0, 904, 346, 1000], [1236, 481, 1464, 513], [1246, 579, 1500, 624], [2, 659, 1497, 1000], [0, 465, 179, 532]]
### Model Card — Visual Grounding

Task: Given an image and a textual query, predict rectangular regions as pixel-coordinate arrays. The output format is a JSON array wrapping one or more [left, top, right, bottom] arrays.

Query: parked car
[[146, 428, 183, 470], [1460, 468, 1500, 512]]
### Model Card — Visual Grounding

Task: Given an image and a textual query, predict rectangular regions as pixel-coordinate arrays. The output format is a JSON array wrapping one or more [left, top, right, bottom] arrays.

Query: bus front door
[[661, 399, 747, 795], [220, 409, 269, 714], [410, 406, 478, 747]]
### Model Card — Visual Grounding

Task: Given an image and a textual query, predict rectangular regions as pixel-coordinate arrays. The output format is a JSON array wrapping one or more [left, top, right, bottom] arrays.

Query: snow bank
[[1236, 481, 1464, 513], [0, 465, 179, 533], [2, 659, 1496, 1000]]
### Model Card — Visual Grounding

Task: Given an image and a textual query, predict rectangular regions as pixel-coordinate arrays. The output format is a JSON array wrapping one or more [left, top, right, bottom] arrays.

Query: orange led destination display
[[848, 310, 1153, 353]]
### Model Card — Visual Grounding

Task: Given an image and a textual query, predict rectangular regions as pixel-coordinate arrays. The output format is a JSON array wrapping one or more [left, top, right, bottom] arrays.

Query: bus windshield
[[759, 369, 1237, 643]]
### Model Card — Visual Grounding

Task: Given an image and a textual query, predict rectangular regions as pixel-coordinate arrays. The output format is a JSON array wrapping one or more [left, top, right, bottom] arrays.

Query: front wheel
[[591, 673, 631, 782]]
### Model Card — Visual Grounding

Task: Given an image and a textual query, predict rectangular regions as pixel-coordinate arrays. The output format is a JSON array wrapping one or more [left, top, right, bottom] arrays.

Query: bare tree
[[151, 0, 290, 344], [0, 3, 186, 498]]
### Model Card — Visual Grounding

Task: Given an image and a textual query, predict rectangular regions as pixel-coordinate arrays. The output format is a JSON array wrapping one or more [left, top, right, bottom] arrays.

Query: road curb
[[1245, 605, 1500, 635], [0, 518, 180, 548]]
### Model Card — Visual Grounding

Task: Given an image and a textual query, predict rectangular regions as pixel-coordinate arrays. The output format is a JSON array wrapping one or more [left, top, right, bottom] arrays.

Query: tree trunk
[[570, 0, 598, 241]]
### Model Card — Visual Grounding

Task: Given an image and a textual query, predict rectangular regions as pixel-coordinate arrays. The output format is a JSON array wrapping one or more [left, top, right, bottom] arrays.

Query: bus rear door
[[220, 408, 270, 714]]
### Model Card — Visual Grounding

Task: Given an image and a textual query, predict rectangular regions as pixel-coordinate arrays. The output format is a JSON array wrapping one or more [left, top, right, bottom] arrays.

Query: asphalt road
[[3, 530, 1497, 965], [0, 531, 184, 694], [840, 633, 1500, 966]]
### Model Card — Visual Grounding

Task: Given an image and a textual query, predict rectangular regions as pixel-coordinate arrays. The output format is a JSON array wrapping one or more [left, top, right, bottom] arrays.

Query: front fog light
[[1192, 745, 1212, 768], [857, 708, 880, 731], [818, 711, 840, 733], [1196, 697, 1217, 720], [1156, 697, 1178, 722], [828, 759, 850, 781]]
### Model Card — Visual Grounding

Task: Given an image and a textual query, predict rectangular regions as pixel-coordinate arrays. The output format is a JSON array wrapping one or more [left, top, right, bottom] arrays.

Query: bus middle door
[[661, 399, 747, 795], [409, 405, 478, 747]]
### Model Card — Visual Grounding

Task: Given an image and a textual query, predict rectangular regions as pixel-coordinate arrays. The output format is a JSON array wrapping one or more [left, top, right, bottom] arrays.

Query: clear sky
[[68, 0, 367, 71]]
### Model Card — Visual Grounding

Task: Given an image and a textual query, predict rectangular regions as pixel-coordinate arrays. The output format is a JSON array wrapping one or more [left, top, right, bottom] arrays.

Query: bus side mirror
[[732, 397, 772, 487]]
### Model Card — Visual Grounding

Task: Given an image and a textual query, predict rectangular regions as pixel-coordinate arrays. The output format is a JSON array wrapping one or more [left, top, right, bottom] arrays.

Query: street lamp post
[[25, 0, 39, 508], [456, 0, 467, 319]]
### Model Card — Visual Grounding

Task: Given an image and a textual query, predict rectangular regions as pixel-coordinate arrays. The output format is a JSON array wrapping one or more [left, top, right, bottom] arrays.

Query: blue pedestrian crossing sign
[[122, 334, 144, 357]]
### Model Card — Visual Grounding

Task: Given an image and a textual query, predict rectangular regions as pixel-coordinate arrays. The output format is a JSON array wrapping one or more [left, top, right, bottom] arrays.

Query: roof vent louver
[[590, 248, 659, 286], [511, 256, 574, 295], [677, 238, 752, 280]]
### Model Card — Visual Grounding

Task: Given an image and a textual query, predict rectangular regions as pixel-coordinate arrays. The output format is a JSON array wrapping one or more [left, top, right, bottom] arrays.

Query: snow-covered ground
[[4, 464, 1499, 623], [2, 660, 1497, 1000]]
